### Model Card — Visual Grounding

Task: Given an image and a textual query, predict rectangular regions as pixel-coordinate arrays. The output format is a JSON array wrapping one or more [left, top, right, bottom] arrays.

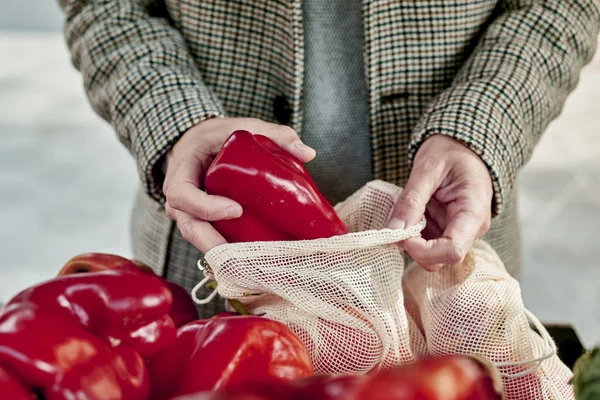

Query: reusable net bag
[[403, 240, 574, 400], [193, 180, 427, 374]]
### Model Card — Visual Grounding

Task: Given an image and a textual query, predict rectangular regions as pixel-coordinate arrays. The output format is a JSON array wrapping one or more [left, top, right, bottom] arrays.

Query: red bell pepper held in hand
[[204, 130, 348, 243], [356, 354, 503, 400], [8, 269, 176, 358], [0, 365, 33, 400], [0, 303, 149, 400], [147, 315, 314, 400], [58, 253, 199, 328]]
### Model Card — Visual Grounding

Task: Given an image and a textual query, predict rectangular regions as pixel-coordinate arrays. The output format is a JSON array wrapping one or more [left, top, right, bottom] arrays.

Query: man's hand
[[388, 135, 493, 271], [163, 117, 316, 254]]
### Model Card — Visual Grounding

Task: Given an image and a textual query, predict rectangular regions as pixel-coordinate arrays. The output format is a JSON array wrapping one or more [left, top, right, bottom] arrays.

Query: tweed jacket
[[59, 0, 599, 281]]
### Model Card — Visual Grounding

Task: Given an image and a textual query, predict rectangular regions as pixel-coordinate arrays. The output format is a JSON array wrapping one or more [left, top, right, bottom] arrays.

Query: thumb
[[388, 160, 446, 229]]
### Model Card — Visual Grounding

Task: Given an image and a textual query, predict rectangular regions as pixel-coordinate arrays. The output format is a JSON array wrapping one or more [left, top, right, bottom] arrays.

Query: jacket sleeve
[[58, 0, 226, 204], [409, 0, 599, 216]]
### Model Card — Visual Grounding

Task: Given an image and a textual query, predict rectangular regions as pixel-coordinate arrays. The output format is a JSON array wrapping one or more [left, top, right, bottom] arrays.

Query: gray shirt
[[301, 0, 372, 206]]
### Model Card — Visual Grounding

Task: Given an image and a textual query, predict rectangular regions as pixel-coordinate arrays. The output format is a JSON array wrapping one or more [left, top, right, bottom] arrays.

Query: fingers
[[247, 120, 316, 162], [164, 180, 237, 253], [198, 118, 316, 163], [162, 116, 316, 254], [389, 135, 494, 270], [425, 198, 448, 231], [165, 181, 242, 221], [403, 207, 481, 270], [434, 182, 492, 240], [443, 209, 482, 253], [421, 209, 443, 241], [168, 207, 227, 254], [388, 158, 446, 229], [164, 148, 242, 222], [164, 146, 204, 189]]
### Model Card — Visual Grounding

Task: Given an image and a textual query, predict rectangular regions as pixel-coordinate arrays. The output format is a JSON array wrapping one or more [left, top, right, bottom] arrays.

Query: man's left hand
[[387, 134, 494, 271]]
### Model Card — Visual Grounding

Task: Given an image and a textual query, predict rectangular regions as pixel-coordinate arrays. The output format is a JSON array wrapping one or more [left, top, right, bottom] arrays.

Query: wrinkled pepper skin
[[355, 355, 503, 400], [0, 364, 34, 400], [147, 315, 314, 399], [0, 303, 149, 400], [204, 130, 348, 243], [58, 253, 199, 328], [7, 269, 176, 358]]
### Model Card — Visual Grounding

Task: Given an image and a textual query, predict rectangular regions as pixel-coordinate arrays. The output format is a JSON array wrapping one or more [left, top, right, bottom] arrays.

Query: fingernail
[[225, 205, 242, 219], [293, 140, 316, 155], [388, 219, 406, 230]]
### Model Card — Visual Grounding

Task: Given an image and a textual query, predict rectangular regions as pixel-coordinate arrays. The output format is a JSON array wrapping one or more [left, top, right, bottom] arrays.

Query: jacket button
[[273, 94, 292, 125]]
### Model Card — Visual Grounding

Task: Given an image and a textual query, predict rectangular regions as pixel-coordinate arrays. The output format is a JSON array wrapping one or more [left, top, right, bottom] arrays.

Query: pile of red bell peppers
[[0, 131, 504, 399], [0, 253, 502, 400], [0, 253, 315, 400]]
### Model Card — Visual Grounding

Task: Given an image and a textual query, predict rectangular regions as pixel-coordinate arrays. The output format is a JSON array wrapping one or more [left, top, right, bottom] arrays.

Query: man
[[58, 0, 599, 316]]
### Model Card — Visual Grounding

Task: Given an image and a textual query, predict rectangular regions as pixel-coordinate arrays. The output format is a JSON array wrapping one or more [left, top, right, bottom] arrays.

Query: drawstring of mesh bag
[[493, 308, 557, 379], [191, 259, 219, 305]]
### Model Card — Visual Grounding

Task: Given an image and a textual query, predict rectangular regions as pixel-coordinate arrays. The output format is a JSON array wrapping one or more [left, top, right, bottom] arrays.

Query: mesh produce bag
[[193, 180, 427, 374], [403, 240, 574, 400]]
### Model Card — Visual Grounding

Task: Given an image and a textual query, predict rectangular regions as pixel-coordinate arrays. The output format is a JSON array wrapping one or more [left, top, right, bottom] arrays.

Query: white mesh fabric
[[198, 180, 573, 397], [403, 240, 575, 400], [203, 180, 427, 374]]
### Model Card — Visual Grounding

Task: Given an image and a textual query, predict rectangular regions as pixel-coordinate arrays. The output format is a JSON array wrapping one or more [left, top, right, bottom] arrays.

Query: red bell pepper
[[169, 375, 367, 400], [173, 356, 501, 400], [0, 303, 149, 400], [0, 365, 33, 400], [169, 381, 296, 400], [290, 374, 368, 400], [147, 315, 314, 399], [355, 355, 503, 400], [7, 269, 176, 358], [204, 130, 348, 242], [58, 253, 199, 328]]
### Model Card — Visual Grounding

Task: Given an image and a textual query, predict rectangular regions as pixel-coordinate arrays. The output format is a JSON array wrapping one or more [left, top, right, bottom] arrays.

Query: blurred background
[[1, 1, 599, 347]]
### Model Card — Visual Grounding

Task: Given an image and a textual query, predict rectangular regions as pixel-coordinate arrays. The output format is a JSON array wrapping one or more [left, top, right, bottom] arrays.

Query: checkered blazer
[[59, 0, 599, 283]]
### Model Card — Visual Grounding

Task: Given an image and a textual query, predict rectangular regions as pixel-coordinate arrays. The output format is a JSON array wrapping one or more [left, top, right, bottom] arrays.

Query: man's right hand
[[163, 117, 316, 254]]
